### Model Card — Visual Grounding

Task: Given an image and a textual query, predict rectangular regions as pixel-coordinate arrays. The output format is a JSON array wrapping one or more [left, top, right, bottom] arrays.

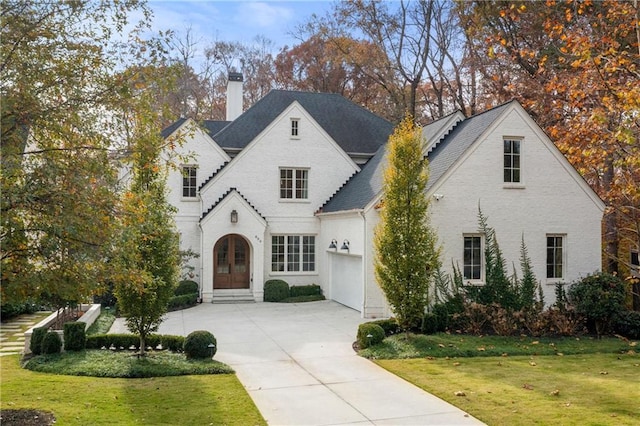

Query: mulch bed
[[0, 409, 56, 425]]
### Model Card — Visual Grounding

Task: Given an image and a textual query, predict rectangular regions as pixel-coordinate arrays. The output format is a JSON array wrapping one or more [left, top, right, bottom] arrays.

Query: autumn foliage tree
[[374, 118, 441, 332], [460, 0, 640, 297], [0, 0, 158, 308]]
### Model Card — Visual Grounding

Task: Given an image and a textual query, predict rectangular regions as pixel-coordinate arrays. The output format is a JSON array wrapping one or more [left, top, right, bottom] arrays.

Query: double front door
[[213, 234, 250, 289]]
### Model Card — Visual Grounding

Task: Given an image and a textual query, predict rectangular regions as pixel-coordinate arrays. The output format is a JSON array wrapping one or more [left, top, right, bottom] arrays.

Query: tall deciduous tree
[[0, 0, 160, 307], [374, 118, 440, 331], [298, 0, 481, 123]]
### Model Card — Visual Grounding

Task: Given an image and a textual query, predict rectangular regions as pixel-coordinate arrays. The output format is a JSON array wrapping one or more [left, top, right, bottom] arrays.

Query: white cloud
[[236, 2, 295, 29]]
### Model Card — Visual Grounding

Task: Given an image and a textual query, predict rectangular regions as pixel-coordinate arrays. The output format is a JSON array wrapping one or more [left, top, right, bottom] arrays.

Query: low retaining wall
[[23, 304, 101, 355]]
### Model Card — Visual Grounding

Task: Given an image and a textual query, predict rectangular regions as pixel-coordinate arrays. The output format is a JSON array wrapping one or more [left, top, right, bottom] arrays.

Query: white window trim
[[545, 234, 567, 284], [463, 234, 485, 285], [270, 234, 316, 274], [279, 167, 309, 201], [181, 164, 199, 201], [503, 136, 525, 189], [290, 118, 300, 139]]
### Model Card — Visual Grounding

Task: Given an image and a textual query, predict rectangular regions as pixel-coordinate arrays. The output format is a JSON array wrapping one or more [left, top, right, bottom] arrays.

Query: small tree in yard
[[374, 117, 440, 332], [112, 93, 180, 356]]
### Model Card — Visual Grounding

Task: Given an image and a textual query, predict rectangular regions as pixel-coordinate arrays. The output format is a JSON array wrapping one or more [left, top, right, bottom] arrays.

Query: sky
[[146, 0, 335, 52]]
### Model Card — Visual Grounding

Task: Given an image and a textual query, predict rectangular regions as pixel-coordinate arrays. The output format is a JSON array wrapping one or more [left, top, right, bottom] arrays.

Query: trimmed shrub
[[264, 280, 289, 302], [86, 333, 140, 350], [614, 310, 640, 339], [370, 318, 400, 336], [30, 326, 48, 355], [41, 332, 62, 355], [161, 335, 185, 352], [175, 280, 199, 296], [168, 293, 198, 311], [357, 323, 385, 349], [184, 330, 217, 359], [289, 284, 322, 297], [568, 272, 626, 336], [63, 322, 86, 351], [85, 333, 184, 351]]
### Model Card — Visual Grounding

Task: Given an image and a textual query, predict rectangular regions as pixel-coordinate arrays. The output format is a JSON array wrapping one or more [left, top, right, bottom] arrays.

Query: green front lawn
[[1, 355, 265, 425], [364, 333, 639, 425], [378, 353, 640, 425]]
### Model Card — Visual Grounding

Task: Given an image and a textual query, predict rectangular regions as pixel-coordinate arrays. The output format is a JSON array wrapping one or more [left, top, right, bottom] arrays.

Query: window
[[271, 235, 315, 272], [182, 166, 197, 198], [546, 235, 564, 279], [504, 138, 521, 183], [463, 235, 482, 281], [291, 119, 299, 137], [280, 168, 308, 200]]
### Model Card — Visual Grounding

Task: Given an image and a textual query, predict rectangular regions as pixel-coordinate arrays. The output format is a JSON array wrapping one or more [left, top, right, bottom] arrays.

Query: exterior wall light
[[328, 239, 337, 250], [230, 210, 238, 223], [340, 239, 350, 251]]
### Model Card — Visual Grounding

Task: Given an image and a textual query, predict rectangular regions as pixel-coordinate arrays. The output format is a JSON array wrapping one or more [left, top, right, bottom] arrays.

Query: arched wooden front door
[[213, 234, 250, 289]]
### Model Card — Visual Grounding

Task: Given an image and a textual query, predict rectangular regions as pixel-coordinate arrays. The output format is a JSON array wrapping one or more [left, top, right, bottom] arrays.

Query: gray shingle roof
[[320, 101, 515, 213], [161, 118, 187, 139], [211, 90, 394, 154]]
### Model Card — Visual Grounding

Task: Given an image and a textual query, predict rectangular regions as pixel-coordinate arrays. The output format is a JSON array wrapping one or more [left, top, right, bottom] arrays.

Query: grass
[[377, 353, 640, 425], [86, 309, 116, 335], [1, 354, 266, 425], [359, 333, 634, 359], [24, 350, 233, 378], [361, 333, 639, 425]]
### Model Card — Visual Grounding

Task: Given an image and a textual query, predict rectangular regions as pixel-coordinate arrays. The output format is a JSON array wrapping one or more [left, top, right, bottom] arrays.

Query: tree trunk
[[603, 157, 619, 274]]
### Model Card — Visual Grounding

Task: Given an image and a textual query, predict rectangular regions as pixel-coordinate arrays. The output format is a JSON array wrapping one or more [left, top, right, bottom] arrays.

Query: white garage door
[[329, 253, 363, 312]]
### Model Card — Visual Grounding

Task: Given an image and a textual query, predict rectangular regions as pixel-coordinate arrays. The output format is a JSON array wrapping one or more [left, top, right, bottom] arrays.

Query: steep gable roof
[[320, 101, 516, 213], [200, 187, 265, 222], [211, 90, 393, 155], [425, 101, 514, 192], [161, 118, 187, 139]]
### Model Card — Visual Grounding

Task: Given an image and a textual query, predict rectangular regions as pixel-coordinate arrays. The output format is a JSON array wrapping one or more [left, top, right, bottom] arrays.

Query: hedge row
[[264, 280, 325, 303], [86, 333, 185, 352], [168, 293, 198, 311]]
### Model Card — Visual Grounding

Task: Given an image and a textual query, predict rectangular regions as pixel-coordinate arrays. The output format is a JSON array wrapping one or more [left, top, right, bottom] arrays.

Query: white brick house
[[163, 74, 604, 318]]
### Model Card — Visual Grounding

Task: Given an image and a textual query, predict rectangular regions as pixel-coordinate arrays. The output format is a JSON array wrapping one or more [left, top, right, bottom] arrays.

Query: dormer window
[[290, 118, 299, 138]]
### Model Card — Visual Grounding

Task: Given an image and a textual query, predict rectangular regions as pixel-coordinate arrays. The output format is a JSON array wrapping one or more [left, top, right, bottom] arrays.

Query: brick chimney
[[226, 72, 243, 121]]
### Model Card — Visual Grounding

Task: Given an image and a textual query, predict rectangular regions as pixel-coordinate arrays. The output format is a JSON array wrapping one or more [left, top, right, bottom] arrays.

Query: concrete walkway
[[110, 301, 484, 426]]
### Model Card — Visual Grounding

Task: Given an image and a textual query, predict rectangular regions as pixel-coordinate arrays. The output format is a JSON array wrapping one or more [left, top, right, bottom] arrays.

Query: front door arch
[[213, 234, 250, 289]]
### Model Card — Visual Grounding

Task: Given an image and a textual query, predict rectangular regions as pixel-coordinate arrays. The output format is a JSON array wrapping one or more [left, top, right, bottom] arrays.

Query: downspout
[[198, 192, 204, 302], [359, 209, 367, 318]]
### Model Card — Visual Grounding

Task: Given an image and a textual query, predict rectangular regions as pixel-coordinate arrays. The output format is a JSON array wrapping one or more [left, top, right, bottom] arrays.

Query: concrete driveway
[[111, 301, 484, 425]]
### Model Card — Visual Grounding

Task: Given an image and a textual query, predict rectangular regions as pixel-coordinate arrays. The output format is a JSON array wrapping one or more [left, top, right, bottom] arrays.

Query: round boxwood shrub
[[175, 280, 199, 296], [568, 272, 626, 336], [41, 331, 62, 355], [63, 321, 86, 351], [30, 326, 48, 355], [183, 330, 217, 359], [264, 279, 289, 302], [357, 323, 385, 349]]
